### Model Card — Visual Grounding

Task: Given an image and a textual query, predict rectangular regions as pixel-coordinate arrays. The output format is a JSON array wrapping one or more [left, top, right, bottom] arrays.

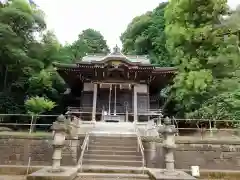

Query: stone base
[[27, 167, 78, 180], [149, 169, 196, 180]]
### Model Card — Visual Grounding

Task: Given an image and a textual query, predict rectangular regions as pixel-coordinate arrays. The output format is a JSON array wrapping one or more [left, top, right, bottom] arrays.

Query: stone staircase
[[75, 123, 151, 179], [82, 135, 143, 167]]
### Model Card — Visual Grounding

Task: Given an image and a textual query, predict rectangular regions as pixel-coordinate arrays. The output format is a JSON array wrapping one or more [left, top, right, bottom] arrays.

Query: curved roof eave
[[53, 62, 78, 69]]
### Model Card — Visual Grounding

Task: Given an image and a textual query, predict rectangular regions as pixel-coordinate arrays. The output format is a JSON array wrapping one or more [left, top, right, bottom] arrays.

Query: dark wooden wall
[[96, 88, 133, 114]]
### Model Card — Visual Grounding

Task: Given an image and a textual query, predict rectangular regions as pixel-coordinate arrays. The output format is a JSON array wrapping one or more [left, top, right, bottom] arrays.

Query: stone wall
[[0, 136, 240, 170], [144, 139, 240, 170], [0, 136, 83, 166]]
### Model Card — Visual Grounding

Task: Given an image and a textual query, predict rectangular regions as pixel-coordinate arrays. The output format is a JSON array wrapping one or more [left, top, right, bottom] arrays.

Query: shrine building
[[53, 46, 176, 123]]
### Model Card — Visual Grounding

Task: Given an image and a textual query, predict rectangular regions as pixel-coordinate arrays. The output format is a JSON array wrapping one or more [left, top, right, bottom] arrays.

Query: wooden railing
[[77, 132, 89, 172], [67, 106, 162, 115]]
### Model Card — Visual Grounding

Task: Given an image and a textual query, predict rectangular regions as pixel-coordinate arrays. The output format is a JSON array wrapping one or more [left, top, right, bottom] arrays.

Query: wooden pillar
[[147, 85, 150, 122], [108, 84, 112, 115], [92, 83, 97, 122], [133, 85, 138, 123], [114, 84, 117, 115]]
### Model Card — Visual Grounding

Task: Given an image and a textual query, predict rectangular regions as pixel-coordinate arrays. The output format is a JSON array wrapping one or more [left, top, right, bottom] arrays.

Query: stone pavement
[[0, 175, 26, 180]]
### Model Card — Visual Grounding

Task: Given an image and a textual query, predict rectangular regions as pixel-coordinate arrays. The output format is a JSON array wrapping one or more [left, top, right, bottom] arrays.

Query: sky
[[34, 0, 239, 49]]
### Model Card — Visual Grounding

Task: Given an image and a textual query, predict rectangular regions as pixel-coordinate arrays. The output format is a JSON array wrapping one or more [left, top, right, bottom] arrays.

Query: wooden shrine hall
[[53, 46, 176, 123]]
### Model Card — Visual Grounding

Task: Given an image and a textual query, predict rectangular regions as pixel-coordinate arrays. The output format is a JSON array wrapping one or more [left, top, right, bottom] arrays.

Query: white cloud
[[34, 0, 239, 49], [228, 0, 239, 10]]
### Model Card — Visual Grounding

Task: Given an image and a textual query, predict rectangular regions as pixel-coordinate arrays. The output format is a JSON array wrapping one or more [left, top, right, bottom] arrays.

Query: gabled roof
[[81, 45, 150, 65], [53, 45, 177, 73]]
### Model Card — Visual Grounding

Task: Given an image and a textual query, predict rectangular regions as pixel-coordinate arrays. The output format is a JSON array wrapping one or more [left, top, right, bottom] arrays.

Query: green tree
[[54, 29, 110, 63], [28, 70, 53, 95], [70, 28, 110, 61], [0, 0, 46, 113], [54, 44, 75, 64], [40, 31, 61, 68], [165, 0, 240, 119], [25, 96, 56, 114], [121, 2, 172, 66], [25, 96, 55, 132], [0, 0, 110, 116]]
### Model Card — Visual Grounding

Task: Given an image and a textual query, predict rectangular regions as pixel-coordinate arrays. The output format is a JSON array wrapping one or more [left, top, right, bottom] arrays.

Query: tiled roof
[[80, 45, 150, 64], [81, 55, 106, 62], [81, 54, 150, 64]]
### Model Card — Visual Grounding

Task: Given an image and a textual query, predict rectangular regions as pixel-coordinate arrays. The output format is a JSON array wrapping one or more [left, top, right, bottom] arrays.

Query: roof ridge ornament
[[112, 44, 121, 54]]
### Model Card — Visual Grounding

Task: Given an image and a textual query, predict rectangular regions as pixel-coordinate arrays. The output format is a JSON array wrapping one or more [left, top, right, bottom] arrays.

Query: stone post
[[92, 83, 97, 122], [158, 117, 178, 175], [125, 102, 129, 122], [69, 117, 79, 164], [133, 85, 138, 123], [50, 115, 69, 172]]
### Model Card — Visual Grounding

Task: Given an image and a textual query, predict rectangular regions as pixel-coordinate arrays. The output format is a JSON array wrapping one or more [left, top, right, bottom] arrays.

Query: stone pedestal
[[27, 167, 78, 180], [149, 169, 196, 180]]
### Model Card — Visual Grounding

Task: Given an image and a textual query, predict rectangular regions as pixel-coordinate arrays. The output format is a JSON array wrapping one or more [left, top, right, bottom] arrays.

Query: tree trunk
[[29, 116, 37, 133]]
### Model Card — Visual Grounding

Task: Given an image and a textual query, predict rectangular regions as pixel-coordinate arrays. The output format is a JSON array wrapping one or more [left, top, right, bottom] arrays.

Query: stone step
[[90, 133, 137, 137], [83, 154, 142, 161], [89, 139, 138, 145], [83, 159, 143, 167], [89, 141, 138, 147], [76, 173, 150, 180], [90, 136, 137, 141], [87, 145, 138, 151], [89, 135, 137, 143], [90, 138, 137, 141], [89, 138, 138, 144], [86, 149, 141, 156], [81, 165, 146, 174]]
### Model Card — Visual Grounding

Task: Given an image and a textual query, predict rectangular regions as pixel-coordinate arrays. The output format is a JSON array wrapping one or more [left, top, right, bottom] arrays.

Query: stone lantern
[[148, 117, 196, 179], [50, 114, 69, 172], [27, 115, 79, 180], [158, 117, 178, 175]]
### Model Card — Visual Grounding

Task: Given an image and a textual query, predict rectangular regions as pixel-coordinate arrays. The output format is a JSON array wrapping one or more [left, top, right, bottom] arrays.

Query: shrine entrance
[[98, 83, 133, 122]]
